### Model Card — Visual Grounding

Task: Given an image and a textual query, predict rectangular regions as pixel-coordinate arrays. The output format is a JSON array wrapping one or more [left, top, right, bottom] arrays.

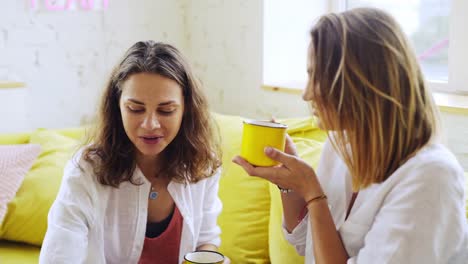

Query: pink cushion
[[0, 144, 41, 224]]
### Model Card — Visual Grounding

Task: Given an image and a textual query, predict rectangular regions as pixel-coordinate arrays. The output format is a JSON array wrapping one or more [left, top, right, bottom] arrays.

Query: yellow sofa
[[0, 113, 466, 264]]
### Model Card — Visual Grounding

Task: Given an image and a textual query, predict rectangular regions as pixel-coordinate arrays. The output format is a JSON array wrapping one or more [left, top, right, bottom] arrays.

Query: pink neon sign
[[30, 0, 109, 11]]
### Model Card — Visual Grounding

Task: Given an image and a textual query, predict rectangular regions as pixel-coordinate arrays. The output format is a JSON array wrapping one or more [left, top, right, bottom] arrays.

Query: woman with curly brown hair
[[234, 8, 468, 263], [40, 41, 228, 263]]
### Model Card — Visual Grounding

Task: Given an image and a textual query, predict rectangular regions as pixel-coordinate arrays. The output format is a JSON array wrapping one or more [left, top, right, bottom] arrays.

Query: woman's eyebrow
[[126, 98, 179, 106], [127, 98, 144, 105], [158, 100, 178, 106]]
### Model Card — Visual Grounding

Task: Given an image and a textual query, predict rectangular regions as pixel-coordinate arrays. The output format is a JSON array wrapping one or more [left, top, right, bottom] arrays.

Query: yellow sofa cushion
[[268, 117, 326, 264], [0, 129, 81, 246], [0, 127, 86, 145], [0, 133, 30, 145], [0, 241, 39, 264], [214, 113, 271, 264]]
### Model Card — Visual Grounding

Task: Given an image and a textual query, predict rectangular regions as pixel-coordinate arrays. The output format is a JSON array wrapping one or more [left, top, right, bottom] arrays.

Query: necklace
[[149, 186, 159, 200]]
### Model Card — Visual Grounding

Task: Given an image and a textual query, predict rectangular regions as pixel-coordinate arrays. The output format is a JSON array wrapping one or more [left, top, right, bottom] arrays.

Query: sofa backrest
[[0, 127, 86, 145]]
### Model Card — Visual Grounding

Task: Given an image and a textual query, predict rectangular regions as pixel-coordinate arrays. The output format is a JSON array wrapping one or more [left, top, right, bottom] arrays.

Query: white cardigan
[[284, 140, 468, 263], [39, 151, 222, 264]]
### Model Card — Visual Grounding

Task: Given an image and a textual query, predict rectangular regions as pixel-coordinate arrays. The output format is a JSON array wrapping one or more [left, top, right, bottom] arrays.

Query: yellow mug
[[241, 120, 287, 167], [183, 250, 224, 264]]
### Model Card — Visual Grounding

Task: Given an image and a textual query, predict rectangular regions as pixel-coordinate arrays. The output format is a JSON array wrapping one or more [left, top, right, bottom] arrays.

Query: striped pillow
[[0, 144, 41, 224]]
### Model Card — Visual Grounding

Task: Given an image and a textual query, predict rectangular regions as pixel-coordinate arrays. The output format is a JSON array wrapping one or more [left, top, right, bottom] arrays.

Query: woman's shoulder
[[195, 167, 222, 185], [395, 143, 464, 190], [68, 146, 92, 168], [64, 146, 100, 184], [410, 143, 462, 175]]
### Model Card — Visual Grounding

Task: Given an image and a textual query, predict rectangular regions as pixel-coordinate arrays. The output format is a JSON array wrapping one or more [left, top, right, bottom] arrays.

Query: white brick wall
[[0, 0, 188, 131]]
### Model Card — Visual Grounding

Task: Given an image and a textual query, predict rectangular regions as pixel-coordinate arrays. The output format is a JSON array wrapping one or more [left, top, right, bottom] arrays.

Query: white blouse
[[39, 150, 222, 264], [284, 139, 468, 263]]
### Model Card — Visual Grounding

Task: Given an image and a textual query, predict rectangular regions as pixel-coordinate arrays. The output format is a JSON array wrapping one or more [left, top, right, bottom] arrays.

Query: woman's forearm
[[308, 199, 349, 263], [281, 191, 307, 232]]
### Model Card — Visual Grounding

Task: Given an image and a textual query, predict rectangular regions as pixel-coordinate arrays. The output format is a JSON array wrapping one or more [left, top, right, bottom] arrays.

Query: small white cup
[[183, 250, 224, 264]]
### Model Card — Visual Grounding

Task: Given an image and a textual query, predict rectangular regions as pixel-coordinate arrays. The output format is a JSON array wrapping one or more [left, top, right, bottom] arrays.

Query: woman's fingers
[[232, 150, 320, 201], [269, 118, 297, 156], [284, 134, 298, 156], [231, 156, 257, 175], [264, 147, 296, 166], [232, 155, 286, 184]]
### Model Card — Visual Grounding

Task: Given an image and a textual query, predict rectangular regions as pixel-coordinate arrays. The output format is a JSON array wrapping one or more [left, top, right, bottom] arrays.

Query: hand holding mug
[[234, 133, 323, 202]]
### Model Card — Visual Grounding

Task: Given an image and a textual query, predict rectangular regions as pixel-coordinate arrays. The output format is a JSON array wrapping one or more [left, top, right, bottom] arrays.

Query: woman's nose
[[142, 113, 161, 129], [302, 87, 314, 101], [302, 80, 317, 101]]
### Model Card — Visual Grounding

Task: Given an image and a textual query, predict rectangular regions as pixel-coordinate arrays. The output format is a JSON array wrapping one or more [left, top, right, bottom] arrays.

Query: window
[[263, 0, 327, 90], [263, 0, 468, 94], [348, 0, 450, 83]]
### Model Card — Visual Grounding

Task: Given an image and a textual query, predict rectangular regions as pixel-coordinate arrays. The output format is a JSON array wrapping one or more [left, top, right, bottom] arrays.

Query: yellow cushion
[[214, 113, 271, 264], [0, 241, 39, 264], [54, 127, 89, 140], [0, 133, 30, 145], [268, 117, 326, 264], [0, 129, 80, 246]]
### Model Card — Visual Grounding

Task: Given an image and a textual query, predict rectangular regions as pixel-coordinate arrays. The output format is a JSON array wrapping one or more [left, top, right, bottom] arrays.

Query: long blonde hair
[[309, 8, 439, 190]]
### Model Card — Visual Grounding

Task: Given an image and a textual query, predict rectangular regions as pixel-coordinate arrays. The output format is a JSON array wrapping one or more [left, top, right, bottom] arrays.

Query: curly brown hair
[[82, 41, 221, 187]]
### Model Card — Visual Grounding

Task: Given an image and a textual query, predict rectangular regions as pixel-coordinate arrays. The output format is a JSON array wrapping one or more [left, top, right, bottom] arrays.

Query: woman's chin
[[136, 145, 165, 158], [313, 116, 323, 129]]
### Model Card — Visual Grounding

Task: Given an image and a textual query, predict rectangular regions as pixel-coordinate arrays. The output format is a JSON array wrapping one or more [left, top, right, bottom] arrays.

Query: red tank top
[[138, 206, 183, 264]]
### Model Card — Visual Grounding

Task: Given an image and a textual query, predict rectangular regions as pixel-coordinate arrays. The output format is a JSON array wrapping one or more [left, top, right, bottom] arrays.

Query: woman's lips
[[140, 136, 163, 145]]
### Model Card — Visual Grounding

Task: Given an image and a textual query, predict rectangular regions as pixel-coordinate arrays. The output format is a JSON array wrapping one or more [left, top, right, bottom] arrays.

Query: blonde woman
[[234, 8, 468, 263]]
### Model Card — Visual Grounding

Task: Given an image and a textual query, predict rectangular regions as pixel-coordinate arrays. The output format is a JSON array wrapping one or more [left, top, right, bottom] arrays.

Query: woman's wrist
[[296, 192, 327, 223], [301, 174, 324, 202], [305, 195, 329, 219], [305, 194, 327, 208]]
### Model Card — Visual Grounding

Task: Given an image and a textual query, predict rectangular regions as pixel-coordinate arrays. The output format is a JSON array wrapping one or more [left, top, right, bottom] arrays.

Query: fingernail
[[264, 147, 273, 155]]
